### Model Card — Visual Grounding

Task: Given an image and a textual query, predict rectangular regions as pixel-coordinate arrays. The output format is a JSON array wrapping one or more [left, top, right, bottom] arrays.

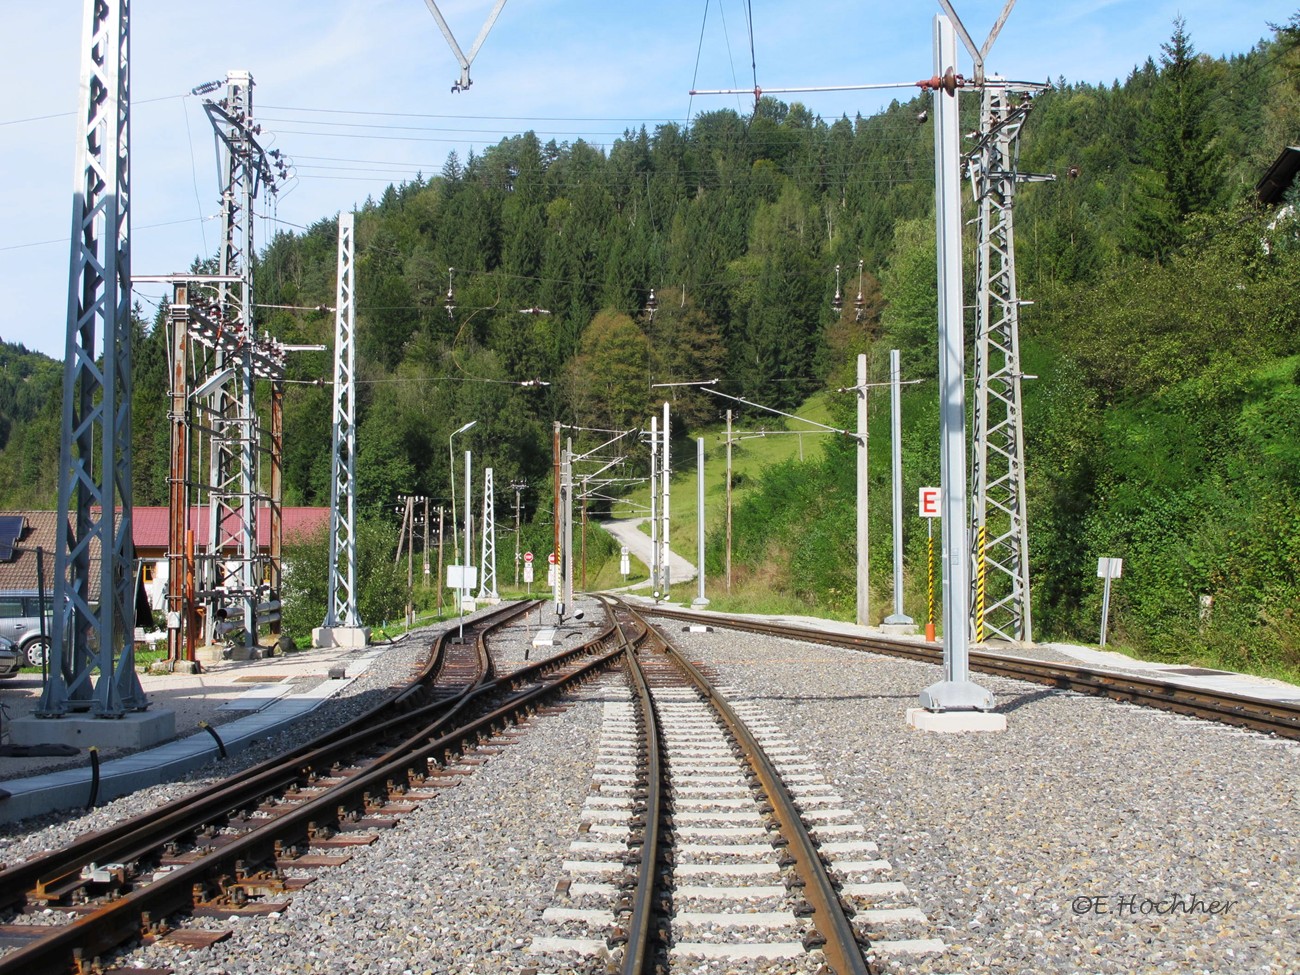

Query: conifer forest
[[3, 17, 1300, 677]]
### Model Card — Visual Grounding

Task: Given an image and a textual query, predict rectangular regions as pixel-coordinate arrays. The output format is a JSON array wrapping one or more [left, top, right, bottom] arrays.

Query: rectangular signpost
[[1097, 557, 1123, 647]]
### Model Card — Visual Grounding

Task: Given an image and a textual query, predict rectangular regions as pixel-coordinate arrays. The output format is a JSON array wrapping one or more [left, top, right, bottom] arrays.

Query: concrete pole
[[856, 353, 870, 626], [885, 349, 914, 626], [919, 14, 994, 713], [693, 436, 709, 607], [564, 438, 574, 607], [436, 506, 445, 616], [464, 449, 472, 609], [650, 416, 659, 593], [406, 496, 414, 627], [661, 401, 672, 598], [725, 410, 733, 594], [552, 422, 561, 612], [513, 486, 522, 587], [423, 497, 430, 586]]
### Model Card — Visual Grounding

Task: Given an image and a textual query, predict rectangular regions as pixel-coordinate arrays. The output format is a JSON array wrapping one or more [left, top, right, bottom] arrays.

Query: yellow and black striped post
[[925, 520, 936, 641], [975, 525, 987, 643]]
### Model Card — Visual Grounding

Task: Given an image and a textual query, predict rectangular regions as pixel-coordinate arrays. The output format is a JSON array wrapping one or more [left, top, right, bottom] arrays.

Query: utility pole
[[661, 401, 671, 599], [511, 482, 526, 587], [884, 350, 914, 629], [464, 448, 473, 610], [725, 410, 733, 595], [405, 496, 415, 626], [856, 354, 870, 627], [423, 496, 430, 587], [436, 506, 445, 616], [552, 422, 561, 612], [563, 438, 575, 607], [580, 478, 588, 592], [692, 437, 709, 607], [39, 0, 147, 718], [649, 415, 659, 593], [916, 13, 996, 719]]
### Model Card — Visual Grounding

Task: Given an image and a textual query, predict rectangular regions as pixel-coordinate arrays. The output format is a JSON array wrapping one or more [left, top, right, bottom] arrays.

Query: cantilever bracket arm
[[423, 0, 510, 90], [936, 0, 1017, 84]]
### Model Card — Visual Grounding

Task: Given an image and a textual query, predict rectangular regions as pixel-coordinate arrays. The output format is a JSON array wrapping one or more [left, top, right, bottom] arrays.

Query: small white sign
[[547, 565, 556, 586], [919, 487, 941, 518], [1097, 557, 1123, 579], [619, 553, 631, 576], [447, 565, 478, 590], [523, 563, 534, 584]]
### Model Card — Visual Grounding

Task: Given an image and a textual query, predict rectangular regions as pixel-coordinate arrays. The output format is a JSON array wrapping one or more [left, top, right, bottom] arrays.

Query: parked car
[[0, 591, 53, 667], [0, 635, 19, 678]]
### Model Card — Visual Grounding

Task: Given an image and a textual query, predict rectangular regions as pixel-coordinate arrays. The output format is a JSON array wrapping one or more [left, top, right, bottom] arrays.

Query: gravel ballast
[[677, 625, 1299, 975], [4, 600, 1296, 974]]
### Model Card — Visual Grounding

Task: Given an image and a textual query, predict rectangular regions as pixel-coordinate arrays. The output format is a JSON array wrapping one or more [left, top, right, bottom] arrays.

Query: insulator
[[644, 289, 657, 320], [444, 288, 456, 318], [832, 290, 842, 314], [854, 292, 865, 322]]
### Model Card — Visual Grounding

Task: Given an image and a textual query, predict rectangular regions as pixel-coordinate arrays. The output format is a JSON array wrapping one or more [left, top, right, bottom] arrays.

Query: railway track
[[532, 596, 939, 974], [0, 600, 625, 975], [643, 605, 1300, 741]]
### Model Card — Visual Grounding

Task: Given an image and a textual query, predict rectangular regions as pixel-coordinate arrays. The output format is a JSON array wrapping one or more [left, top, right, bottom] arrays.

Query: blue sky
[[1, 0, 1291, 358]]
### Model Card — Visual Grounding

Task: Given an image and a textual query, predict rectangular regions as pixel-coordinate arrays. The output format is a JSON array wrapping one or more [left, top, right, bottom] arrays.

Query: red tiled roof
[[0, 507, 330, 591], [129, 506, 330, 552]]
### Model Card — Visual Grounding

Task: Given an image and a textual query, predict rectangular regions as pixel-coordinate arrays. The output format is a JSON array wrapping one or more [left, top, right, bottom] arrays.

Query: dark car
[[0, 635, 19, 678], [0, 591, 53, 667]]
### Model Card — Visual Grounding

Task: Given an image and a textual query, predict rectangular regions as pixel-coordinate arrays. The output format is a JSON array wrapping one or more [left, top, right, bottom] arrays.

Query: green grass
[[609, 391, 839, 557]]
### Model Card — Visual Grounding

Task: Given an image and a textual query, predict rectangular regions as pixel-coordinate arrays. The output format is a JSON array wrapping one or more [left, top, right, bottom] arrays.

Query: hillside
[[3, 17, 1299, 674]]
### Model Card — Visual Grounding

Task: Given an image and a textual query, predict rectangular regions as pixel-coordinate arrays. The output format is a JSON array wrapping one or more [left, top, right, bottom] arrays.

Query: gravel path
[[675, 625, 1300, 975]]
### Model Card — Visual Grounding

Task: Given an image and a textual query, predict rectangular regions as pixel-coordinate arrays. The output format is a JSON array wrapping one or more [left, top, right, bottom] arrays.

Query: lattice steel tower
[[967, 80, 1051, 644], [201, 70, 281, 647], [478, 468, 498, 599], [326, 213, 361, 628], [40, 0, 147, 716]]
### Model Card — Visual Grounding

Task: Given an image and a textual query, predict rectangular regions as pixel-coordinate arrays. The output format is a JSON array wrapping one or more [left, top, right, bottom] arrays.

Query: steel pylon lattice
[[478, 468, 498, 599], [966, 80, 1051, 644], [326, 213, 361, 627], [40, 0, 147, 716], [201, 70, 281, 647]]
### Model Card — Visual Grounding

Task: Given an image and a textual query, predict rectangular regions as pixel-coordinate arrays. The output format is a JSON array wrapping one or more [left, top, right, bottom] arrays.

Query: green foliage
[[7, 18, 1300, 680], [280, 518, 408, 643]]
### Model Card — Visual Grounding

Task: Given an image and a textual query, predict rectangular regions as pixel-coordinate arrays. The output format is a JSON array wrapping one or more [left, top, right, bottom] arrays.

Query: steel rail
[[594, 597, 662, 975], [0, 600, 534, 918], [612, 597, 870, 975], [640, 605, 1300, 741], [0, 620, 626, 975]]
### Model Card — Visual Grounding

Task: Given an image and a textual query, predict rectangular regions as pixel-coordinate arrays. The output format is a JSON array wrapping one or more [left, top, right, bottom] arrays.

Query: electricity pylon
[[199, 70, 286, 649], [324, 213, 363, 635], [40, 0, 147, 716], [478, 468, 498, 599], [966, 79, 1052, 644]]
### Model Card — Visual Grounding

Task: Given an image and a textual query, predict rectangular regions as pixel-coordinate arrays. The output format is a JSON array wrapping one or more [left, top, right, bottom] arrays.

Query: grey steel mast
[[40, 0, 147, 716], [201, 70, 280, 649], [966, 80, 1050, 644], [479, 467, 498, 599], [325, 213, 362, 631]]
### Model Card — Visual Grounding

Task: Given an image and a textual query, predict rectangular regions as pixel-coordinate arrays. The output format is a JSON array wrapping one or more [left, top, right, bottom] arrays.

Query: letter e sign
[[918, 486, 941, 518]]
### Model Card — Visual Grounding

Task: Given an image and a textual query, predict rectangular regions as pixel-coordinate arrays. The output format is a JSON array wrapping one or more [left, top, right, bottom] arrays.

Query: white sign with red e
[[918, 487, 941, 518]]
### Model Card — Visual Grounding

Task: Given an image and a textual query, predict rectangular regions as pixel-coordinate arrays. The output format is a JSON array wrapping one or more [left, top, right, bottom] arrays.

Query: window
[[0, 600, 22, 619]]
